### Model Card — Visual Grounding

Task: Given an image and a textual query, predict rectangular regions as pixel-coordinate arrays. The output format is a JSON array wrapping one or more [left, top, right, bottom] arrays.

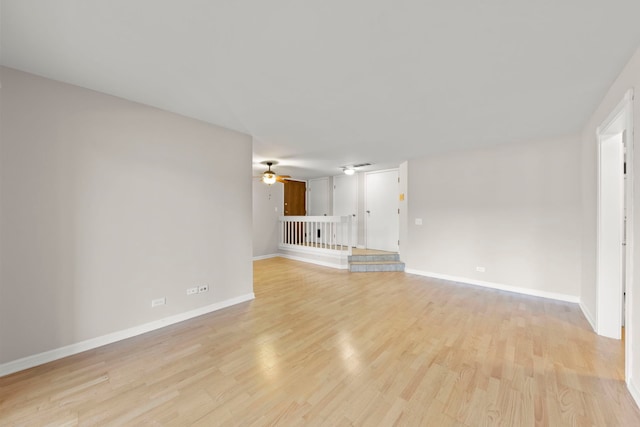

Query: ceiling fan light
[[263, 172, 276, 185]]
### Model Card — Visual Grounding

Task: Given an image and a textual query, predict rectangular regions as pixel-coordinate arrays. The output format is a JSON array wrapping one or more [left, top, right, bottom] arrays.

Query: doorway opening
[[596, 89, 633, 383], [333, 174, 358, 248], [308, 177, 330, 245], [284, 179, 306, 244]]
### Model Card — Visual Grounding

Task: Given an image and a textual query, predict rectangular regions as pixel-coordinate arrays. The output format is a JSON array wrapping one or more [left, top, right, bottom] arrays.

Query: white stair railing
[[279, 216, 353, 255]]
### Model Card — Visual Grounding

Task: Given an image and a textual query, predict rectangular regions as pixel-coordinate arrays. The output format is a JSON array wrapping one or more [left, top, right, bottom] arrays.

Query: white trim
[[253, 254, 279, 261], [356, 245, 366, 249], [580, 301, 597, 331], [405, 269, 579, 303], [596, 89, 634, 379], [278, 242, 348, 257], [278, 254, 348, 270], [597, 90, 634, 135], [624, 88, 640, 384], [624, 89, 634, 385], [629, 378, 640, 410], [279, 215, 345, 223], [0, 293, 255, 377]]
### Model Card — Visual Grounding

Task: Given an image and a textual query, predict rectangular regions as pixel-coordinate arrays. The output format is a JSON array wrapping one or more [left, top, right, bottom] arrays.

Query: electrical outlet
[[151, 297, 166, 307], [187, 287, 198, 295], [476, 266, 486, 273], [198, 285, 209, 293]]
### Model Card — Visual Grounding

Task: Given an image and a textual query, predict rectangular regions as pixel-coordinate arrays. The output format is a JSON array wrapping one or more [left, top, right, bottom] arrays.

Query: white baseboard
[[579, 301, 597, 332], [0, 293, 255, 377], [253, 254, 279, 261], [405, 269, 579, 303], [278, 254, 348, 270], [629, 378, 640, 411]]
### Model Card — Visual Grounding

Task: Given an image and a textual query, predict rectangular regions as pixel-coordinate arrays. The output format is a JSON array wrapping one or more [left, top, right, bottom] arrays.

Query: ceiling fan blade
[[275, 176, 289, 183]]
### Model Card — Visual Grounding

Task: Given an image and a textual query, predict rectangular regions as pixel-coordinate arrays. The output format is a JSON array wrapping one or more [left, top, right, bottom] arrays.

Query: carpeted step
[[348, 253, 400, 263], [349, 261, 405, 272]]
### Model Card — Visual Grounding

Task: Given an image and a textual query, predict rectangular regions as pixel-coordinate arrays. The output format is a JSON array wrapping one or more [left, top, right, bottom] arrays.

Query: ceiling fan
[[257, 161, 290, 184]]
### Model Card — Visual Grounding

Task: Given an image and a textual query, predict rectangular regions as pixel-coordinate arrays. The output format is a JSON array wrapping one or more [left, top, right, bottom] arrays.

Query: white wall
[[252, 179, 284, 258], [0, 67, 253, 365], [405, 136, 582, 300], [580, 46, 640, 402]]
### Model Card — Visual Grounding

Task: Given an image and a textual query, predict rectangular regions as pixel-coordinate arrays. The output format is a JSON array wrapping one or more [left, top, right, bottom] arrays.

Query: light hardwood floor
[[1, 257, 639, 426]]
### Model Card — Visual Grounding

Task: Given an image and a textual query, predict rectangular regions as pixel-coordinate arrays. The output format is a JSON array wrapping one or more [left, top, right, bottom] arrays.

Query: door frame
[[333, 173, 358, 248], [596, 132, 624, 339], [364, 168, 399, 251], [596, 88, 634, 383]]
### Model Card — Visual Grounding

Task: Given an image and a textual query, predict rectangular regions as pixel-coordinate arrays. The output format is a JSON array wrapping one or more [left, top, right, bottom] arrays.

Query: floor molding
[[405, 269, 579, 303], [630, 378, 640, 411], [0, 293, 255, 377], [579, 301, 597, 332], [253, 254, 279, 261]]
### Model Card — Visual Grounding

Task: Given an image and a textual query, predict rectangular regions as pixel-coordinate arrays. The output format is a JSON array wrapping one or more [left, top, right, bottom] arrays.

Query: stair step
[[349, 261, 405, 273], [348, 254, 400, 262]]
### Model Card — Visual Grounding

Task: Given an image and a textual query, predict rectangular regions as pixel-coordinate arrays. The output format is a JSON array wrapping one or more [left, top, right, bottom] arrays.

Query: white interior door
[[308, 178, 329, 216], [366, 170, 399, 252], [333, 174, 357, 247], [597, 133, 624, 339]]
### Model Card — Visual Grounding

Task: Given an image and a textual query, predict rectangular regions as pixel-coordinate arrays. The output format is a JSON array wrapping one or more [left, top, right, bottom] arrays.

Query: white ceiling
[[2, 1, 640, 179]]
